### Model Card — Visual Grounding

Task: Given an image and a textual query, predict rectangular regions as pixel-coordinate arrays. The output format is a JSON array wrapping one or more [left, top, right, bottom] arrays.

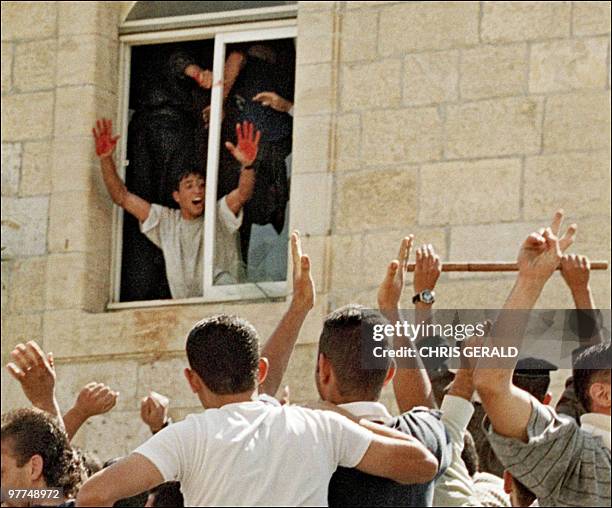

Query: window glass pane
[[214, 38, 295, 286]]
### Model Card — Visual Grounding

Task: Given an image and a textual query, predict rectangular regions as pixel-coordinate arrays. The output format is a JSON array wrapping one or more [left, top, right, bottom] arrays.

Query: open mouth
[[192, 197, 204, 205]]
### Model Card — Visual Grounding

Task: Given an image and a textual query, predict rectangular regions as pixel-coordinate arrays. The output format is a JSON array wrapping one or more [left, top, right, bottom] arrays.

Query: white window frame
[[108, 19, 296, 310]]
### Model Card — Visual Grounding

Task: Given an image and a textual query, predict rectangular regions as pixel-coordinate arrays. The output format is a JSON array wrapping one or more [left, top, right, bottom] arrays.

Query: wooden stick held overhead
[[405, 261, 609, 272]]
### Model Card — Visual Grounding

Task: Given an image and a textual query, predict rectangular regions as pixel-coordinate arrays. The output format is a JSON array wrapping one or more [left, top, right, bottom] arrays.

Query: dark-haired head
[[185, 314, 263, 399], [572, 341, 611, 414], [1, 408, 84, 499], [317, 304, 394, 403]]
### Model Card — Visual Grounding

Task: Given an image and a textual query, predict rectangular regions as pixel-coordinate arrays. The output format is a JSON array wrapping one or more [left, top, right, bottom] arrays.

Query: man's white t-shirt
[[140, 198, 243, 299], [134, 401, 373, 507]]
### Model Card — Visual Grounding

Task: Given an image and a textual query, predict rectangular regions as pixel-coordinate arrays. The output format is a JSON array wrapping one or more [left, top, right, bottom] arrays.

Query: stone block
[[335, 168, 418, 233], [1, 196, 49, 258], [1, 1, 56, 41], [403, 50, 459, 106], [361, 227, 447, 288], [1, 143, 22, 196], [379, 2, 479, 54], [481, 1, 571, 42], [1, 314, 43, 357], [460, 44, 527, 100], [434, 277, 516, 308], [297, 8, 335, 65], [292, 114, 331, 174], [56, 36, 118, 92], [341, 59, 402, 110], [297, 234, 329, 294], [54, 86, 117, 138], [54, 358, 140, 412], [330, 234, 363, 291], [362, 107, 443, 165], [1, 42, 12, 92], [334, 113, 361, 172], [45, 253, 88, 310], [420, 158, 521, 225], [529, 37, 608, 93], [1, 92, 54, 142], [137, 357, 199, 408], [280, 342, 319, 403], [543, 92, 610, 152], [573, 1, 612, 36], [524, 152, 611, 219], [1, 368, 31, 414], [446, 97, 543, 158], [289, 172, 332, 236], [340, 9, 377, 62], [13, 39, 56, 91], [76, 410, 150, 459], [8, 256, 47, 313], [20, 141, 52, 196], [58, 1, 120, 37], [565, 215, 611, 261], [48, 191, 90, 253], [294, 63, 333, 116], [52, 136, 96, 193], [1, 259, 13, 314]]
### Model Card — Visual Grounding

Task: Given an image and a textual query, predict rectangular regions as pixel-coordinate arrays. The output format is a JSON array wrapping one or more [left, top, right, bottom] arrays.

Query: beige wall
[[1, 1, 610, 458]]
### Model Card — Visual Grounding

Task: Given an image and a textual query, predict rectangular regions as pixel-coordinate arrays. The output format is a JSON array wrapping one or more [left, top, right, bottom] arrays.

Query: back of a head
[[186, 314, 260, 395], [461, 430, 480, 477], [513, 357, 557, 403], [319, 304, 391, 401], [1, 408, 83, 498], [573, 341, 612, 413]]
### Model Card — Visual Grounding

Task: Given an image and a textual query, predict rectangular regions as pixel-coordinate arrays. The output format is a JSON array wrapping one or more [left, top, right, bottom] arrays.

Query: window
[[109, 6, 297, 309]]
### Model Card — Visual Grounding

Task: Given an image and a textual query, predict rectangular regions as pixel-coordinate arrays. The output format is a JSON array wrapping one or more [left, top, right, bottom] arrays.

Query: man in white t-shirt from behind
[[93, 118, 260, 299], [77, 314, 440, 507]]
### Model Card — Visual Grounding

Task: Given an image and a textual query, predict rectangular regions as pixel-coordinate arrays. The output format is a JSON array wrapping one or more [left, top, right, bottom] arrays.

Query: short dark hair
[[73, 446, 102, 478], [186, 314, 260, 395], [318, 304, 391, 401], [173, 170, 204, 191], [1, 408, 84, 498], [573, 341, 611, 412], [513, 374, 551, 403], [150, 482, 184, 507]]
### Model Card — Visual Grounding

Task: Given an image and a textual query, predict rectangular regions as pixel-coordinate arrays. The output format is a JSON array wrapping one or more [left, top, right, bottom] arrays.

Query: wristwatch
[[412, 289, 436, 305]]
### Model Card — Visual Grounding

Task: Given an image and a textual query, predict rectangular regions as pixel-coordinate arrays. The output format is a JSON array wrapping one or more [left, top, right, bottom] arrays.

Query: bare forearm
[[100, 156, 128, 206], [448, 370, 474, 402], [260, 304, 310, 396], [223, 51, 245, 98], [63, 407, 88, 441], [571, 286, 595, 310]]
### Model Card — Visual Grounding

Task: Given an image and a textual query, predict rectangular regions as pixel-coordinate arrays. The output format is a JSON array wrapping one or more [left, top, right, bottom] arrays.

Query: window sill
[[107, 280, 288, 310]]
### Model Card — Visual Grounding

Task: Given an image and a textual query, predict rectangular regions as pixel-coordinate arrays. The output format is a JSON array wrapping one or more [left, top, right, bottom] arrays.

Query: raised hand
[[290, 231, 315, 314], [140, 391, 170, 434], [72, 382, 119, 419], [252, 91, 293, 113], [225, 121, 261, 167], [516, 209, 577, 286], [6, 341, 57, 413], [377, 235, 413, 313], [92, 118, 119, 158], [413, 244, 442, 295], [560, 254, 591, 294]]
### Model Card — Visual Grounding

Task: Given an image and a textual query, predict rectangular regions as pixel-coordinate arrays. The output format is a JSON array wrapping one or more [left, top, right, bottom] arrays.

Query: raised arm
[[473, 210, 577, 441], [6, 341, 63, 427], [63, 382, 119, 441], [260, 232, 315, 396], [377, 236, 437, 411], [76, 453, 163, 507], [93, 118, 151, 223], [224, 121, 260, 216]]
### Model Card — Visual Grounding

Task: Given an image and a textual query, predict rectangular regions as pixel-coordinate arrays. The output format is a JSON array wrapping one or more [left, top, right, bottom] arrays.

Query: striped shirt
[[485, 399, 611, 507]]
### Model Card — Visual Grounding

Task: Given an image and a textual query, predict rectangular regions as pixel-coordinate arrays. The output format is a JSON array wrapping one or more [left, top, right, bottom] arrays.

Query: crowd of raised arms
[[2, 207, 610, 507]]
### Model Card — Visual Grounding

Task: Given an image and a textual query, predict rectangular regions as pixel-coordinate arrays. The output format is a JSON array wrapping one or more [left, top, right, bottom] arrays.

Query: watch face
[[421, 290, 435, 304]]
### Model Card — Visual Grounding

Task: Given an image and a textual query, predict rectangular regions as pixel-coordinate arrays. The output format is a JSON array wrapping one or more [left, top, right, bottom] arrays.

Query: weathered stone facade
[[2, 1, 610, 458]]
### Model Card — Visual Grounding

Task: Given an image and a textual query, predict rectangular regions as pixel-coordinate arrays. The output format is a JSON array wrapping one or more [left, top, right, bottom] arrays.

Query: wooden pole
[[405, 261, 609, 272]]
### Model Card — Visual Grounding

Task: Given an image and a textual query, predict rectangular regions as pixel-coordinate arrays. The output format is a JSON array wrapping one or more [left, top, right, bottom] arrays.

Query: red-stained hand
[[225, 121, 261, 167], [92, 118, 119, 158]]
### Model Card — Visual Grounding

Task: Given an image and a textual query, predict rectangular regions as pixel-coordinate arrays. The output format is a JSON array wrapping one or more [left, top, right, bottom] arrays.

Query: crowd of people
[[2, 210, 610, 507]]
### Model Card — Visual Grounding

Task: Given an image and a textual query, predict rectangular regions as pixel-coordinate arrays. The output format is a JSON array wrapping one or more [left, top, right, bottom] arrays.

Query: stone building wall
[[1, 1, 610, 458]]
